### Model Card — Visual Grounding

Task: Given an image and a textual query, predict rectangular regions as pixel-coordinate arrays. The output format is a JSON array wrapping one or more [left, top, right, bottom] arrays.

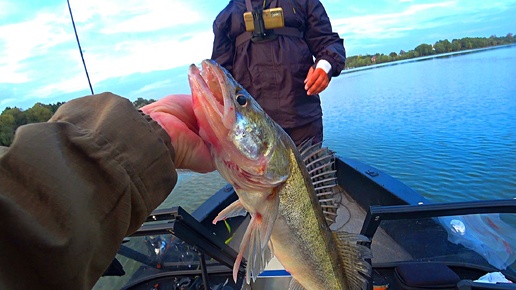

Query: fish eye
[[236, 94, 247, 106]]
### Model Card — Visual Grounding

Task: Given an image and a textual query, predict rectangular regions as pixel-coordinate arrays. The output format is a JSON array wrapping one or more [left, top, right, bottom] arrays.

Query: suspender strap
[[245, 0, 278, 10], [275, 27, 304, 38], [245, 0, 253, 11], [235, 27, 303, 47], [236, 0, 304, 47]]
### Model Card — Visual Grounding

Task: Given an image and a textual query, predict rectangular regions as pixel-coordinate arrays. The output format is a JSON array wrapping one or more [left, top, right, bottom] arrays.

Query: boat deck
[[330, 185, 412, 264]]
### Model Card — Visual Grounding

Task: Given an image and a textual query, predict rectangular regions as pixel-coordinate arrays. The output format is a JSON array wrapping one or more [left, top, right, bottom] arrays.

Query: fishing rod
[[66, 0, 94, 95]]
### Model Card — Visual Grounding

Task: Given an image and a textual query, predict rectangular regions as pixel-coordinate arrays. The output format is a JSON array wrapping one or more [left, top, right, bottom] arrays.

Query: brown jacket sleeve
[[0, 92, 177, 290]]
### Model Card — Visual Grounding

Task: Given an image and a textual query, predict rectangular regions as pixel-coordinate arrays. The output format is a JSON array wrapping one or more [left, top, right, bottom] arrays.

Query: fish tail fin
[[298, 139, 339, 224], [333, 231, 373, 290]]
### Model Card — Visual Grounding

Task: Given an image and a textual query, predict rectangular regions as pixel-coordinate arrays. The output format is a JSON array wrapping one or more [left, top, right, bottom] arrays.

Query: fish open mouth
[[188, 60, 235, 130]]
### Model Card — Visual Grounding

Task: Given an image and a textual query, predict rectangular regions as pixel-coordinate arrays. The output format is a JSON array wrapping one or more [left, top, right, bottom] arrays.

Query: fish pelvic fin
[[231, 191, 280, 284], [333, 231, 373, 290], [234, 212, 276, 284], [212, 199, 248, 224], [298, 139, 339, 224], [288, 278, 308, 290]]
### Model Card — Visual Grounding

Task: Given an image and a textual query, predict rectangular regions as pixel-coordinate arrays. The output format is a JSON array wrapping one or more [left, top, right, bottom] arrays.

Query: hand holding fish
[[141, 94, 215, 173]]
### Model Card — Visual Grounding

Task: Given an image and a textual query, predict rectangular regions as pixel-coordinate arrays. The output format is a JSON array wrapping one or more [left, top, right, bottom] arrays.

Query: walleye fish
[[188, 59, 371, 290]]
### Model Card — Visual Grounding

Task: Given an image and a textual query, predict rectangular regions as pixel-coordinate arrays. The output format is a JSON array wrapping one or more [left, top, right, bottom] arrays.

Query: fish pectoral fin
[[333, 231, 373, 290], [288, 279, 307, 290], [212, 199, 248, 224]]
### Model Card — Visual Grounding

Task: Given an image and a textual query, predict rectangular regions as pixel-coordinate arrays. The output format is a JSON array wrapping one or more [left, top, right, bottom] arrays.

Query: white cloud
[[132, 80, 174, 96], [29, 30, 214, 97], [405, 2, 456, 14], [0, 1, 13, 18], [69, 0, 204, 33], [0, 10, 72, 83], [0, 97, 17, 107], [0, 69, 29, 84], [30, 73, 90, 99], [332, 2, 457, 40], [0, 0, 216, 101], [90, 31, 213, 76]]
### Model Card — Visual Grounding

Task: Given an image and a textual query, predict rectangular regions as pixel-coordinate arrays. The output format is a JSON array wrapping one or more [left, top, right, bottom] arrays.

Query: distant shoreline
[[342, 43, 515, 74]]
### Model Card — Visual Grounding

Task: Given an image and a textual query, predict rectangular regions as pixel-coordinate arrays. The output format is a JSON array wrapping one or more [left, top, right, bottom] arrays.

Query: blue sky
[[1, 0, 515, 111]]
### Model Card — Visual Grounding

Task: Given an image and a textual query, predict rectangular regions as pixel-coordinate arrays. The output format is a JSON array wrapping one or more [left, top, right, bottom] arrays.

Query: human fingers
[[304, 66, 315, 89], [141, 94, 198, 133], [305, 68, 329, 95], [142, 95, 215, 173]]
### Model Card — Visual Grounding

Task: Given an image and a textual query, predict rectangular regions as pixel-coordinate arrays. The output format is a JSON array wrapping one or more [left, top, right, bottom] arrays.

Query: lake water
[[323, 45, 516, 202], [163, 45, 516, 212]]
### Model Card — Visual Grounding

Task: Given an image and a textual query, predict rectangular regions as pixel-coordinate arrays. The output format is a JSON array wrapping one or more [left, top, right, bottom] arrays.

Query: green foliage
[[133, 97, 156, 108], [434, 39, 452, 54], [415, 43, 435, 56], [2, 107, 27, 127], [0, 114, 15, 146], [25, 103, 53, 123], [345, 34, 515, 70], [0, 97, 158, 147], [0, 102, 63, 146]]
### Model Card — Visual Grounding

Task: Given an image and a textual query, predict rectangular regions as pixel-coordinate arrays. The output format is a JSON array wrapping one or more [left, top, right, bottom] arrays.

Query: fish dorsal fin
[[332, 231, 373, 290], [298, 139, 338, 224], [288, 278, 307, 290]]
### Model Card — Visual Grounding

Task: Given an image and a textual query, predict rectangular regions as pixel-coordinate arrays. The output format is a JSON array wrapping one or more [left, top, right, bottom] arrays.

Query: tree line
[[0, 98, 154, 146], [1, 34, 514, 146], [345, 33, 514, 69]]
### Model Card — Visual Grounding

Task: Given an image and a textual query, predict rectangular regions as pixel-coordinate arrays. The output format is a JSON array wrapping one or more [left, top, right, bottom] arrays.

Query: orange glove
[[141, 94, 215, 173], [304, 67, 329, 95]]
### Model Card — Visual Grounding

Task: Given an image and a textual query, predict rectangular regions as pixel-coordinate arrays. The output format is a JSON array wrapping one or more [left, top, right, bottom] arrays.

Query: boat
[[94, 155, 516, 290]]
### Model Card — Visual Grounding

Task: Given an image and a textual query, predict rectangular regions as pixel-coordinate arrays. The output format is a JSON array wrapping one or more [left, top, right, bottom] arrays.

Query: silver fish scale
[[232, 113, 263, 160]]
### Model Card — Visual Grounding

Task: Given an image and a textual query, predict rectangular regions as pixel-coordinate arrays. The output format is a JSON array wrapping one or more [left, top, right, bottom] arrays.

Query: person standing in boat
[[0, 93, 214, 290], [211, 0, 346, 146]]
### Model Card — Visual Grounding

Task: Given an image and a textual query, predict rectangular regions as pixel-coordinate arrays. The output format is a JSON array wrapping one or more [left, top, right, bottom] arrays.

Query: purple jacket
[[212, 0, 346, 128]]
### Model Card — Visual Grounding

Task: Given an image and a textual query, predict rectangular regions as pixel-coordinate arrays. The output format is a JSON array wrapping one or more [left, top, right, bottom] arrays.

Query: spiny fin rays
[[298, 138, 339, 224], [333, 231, 373, 290]]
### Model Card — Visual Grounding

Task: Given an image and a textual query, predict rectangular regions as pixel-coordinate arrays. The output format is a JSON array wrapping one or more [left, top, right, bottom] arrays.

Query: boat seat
[[393, 262, 460, 290]]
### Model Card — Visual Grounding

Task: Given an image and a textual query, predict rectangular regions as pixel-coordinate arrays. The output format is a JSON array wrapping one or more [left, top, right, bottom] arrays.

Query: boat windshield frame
[[361, 199, 516, 238], [361, 198, 516, 281]]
